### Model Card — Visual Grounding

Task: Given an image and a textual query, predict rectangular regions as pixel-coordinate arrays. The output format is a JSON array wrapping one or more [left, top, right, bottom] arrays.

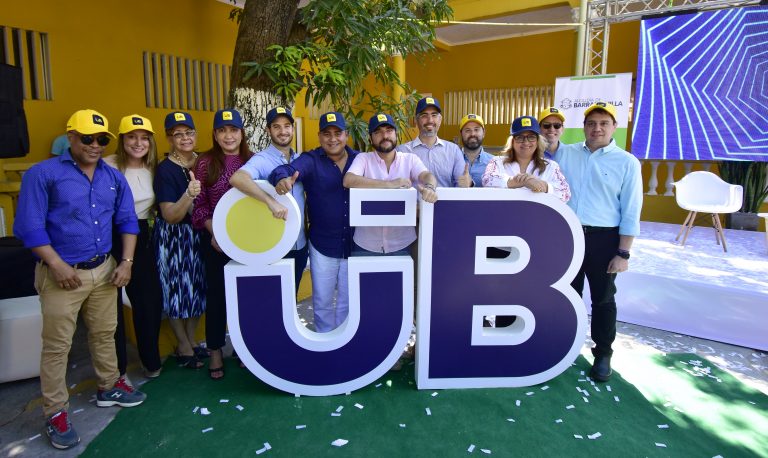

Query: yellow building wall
[[2, 0, 239, 162]]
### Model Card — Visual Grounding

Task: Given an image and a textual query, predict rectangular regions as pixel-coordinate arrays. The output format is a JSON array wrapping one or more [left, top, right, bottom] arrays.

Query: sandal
[[208, 349, 225, 380], [208, 365, 225, 380], [176, 353, 203, 369]]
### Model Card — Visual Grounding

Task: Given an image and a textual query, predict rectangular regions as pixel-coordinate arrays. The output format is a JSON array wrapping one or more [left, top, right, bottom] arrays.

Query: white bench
[[0, 295, 42, 383]]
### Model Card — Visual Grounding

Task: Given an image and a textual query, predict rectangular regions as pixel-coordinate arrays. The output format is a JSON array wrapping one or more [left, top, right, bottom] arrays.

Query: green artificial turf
[[82, 353, 767, 457]]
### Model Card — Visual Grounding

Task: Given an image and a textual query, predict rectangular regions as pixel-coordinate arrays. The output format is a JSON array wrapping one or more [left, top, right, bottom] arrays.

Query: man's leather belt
[[72, 254, 109, 270], [582, 226, 618, 234]]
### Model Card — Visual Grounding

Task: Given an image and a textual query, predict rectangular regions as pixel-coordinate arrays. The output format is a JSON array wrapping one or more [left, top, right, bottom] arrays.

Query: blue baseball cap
[[266, 107, 294, 126], [319, 112, 346, 131], [415, 96, 441, 115], [510, 116, 540, 136], [164, 111, 195, 131], [368, 113, 396, 134], [213, 109, 244, 130]]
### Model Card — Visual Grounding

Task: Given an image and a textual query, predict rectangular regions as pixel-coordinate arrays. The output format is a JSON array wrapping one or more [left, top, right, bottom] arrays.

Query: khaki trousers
[[36, 257, 119, 417]]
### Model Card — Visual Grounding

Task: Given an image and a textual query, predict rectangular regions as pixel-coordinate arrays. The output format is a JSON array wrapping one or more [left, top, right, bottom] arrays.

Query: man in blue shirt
[[270, 112, 360, 332], [538, 107, 568, 160], [555, 102, 643, 383], [230, 107, 308, 292], [14, 109, 145, 450], [398, 97, 472, 188], [459, 113, 493, 187]]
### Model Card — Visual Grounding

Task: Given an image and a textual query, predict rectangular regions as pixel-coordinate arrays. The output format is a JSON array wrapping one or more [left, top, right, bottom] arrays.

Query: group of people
[[13, 96, 641, 451]]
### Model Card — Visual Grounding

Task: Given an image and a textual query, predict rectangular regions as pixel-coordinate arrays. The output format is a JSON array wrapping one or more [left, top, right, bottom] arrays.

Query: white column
[[664, 161, 677, 196], [646, 161, 660, 196]]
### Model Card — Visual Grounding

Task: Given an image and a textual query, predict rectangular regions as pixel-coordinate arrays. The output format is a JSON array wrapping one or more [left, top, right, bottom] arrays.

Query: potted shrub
[[719, 161, 768, 230]]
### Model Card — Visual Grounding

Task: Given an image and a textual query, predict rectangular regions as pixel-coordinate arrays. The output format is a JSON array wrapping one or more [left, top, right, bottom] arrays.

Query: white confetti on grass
[[525, 391, 534, 396], [256, 443, 272, 454], [467, 444, 476, 452], [375, 383, 383, 388], [566, 405, 575, 410], [582, 397, 589, 403], [200, 407, 211, 415], [606, 385, 612, 392], [354, 403, 364, 409], [202, 427, 213, 433], [587, 432, 602, 440], [399, 424, 406, 428], [655, 443, 667, 448], [331, 439, 349, 447], [336, 406, 344, 413], [28, 433, 42, 441], [574, 434, 584, 439], [480, 449, 491, 454], [192, 406, 199, 414], [331, 413, 341, 417], [431, 392, 439, 397], [506, 418, 515, 422], [219, 399, 229, 403], [555, 419, 563, 423], [614, 396, 620, 402], [657, 424, 669, 429], [235, 405, 244, 411], [295, 425, 306, 430], [515, 400, 521, 407], [425, 407, 432, 416]]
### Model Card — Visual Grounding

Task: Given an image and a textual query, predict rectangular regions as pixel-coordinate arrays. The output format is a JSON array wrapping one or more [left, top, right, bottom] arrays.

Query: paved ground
[[1, 297, 766, 457]]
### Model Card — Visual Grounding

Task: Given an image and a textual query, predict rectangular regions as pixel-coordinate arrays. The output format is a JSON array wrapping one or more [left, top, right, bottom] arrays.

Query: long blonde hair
[[114, 131, 158, 174]]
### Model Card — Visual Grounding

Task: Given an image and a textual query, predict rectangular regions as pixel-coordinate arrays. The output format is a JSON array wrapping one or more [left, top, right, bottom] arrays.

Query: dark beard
[[464, 137, 482, 150], [374, 140, 396, 154]]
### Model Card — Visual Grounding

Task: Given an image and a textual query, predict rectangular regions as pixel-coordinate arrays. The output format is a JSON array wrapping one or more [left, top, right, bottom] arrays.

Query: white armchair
[[673, 171, 743, 252]]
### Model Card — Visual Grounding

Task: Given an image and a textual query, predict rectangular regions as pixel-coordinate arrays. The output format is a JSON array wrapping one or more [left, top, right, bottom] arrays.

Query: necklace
[[171, 150, 197, 170]]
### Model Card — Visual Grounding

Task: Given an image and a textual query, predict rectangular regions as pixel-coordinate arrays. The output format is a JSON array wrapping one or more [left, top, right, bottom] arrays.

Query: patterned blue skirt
[[154, 218, 206, 319]]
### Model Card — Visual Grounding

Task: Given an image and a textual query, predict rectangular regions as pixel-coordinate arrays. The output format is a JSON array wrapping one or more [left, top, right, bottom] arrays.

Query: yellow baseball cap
[[459, 114, 484, 130], [118, 114, 154, 135], [537, 107, 565, 123], [66, 109, 115, 138], [583, 102, 617, 122]]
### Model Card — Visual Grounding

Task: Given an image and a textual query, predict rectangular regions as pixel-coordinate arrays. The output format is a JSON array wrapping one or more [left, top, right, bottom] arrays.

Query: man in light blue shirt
[[555, 102, 642, 383], [230, 107, 308, 292], [459, 114, 493, 187], [398, 97, 471, 188]]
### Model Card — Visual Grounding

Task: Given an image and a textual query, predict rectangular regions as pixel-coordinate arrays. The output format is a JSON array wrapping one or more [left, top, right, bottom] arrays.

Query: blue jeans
[[308, 243, 348, 332]]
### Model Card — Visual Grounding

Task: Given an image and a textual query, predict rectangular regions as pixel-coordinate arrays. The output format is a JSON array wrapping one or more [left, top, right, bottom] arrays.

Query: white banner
[[553, 73, 633, 147]]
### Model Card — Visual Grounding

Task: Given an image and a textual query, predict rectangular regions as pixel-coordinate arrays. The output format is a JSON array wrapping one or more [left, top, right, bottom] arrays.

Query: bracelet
[[122, 258, 134, 263]]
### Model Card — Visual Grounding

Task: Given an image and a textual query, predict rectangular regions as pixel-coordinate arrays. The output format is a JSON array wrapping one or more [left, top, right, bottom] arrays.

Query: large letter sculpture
[[214, 184, 585, 395], [213, 183, 414, 396], [415, 188, 586, 389]]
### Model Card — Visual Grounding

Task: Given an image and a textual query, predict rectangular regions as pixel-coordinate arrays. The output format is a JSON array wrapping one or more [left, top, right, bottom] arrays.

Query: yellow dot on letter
[[226, 198, 285, 253]]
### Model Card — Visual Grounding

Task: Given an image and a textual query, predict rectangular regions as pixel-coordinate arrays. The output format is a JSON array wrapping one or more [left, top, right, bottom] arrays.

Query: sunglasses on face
[[541, 123, 563, 130], [79, 134, 111, 146]]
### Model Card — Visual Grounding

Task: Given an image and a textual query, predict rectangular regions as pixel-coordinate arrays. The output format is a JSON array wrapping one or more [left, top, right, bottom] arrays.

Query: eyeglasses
[[541, 123, 563, 130], [79, 134, 111, 146], [172, 130, 197, 139], [513, 134, 538, 143]]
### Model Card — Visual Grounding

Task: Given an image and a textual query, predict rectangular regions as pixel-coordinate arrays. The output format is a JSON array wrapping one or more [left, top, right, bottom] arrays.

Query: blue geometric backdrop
[[631, 6, 768, 161]]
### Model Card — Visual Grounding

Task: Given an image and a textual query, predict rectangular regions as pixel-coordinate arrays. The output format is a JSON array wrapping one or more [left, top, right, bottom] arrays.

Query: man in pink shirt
[[343, 113, 438, 255]]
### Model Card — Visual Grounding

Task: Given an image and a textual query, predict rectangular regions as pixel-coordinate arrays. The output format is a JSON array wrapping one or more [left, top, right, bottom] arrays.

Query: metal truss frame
[[584, 0, 761, 75]]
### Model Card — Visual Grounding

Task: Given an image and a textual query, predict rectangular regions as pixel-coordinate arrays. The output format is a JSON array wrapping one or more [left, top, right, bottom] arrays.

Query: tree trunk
[[229, 0, 304, 151]]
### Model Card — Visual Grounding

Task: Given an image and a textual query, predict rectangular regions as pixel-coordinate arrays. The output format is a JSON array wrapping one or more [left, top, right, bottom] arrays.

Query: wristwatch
[[616, 249, 630, 260]]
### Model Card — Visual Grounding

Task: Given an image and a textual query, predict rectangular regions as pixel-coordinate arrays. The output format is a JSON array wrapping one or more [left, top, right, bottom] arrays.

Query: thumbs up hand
[[187, 170, 201, 198], [457, 163, 472, 188], [276, 171, 299, 195]]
